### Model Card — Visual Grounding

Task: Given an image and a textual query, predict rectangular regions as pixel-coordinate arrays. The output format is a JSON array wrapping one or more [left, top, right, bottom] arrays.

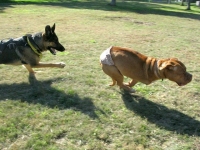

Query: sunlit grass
[[0, 0, 200, 149]]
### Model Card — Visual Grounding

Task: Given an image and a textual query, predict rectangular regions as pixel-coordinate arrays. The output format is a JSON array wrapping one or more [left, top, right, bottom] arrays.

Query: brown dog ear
[[170, 58, 178, 61], [159, 61, 177, 71]]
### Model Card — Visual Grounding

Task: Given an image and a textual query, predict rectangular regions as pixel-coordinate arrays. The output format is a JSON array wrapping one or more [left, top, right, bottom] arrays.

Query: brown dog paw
[[124, 83, 130, 86], [120, 86, 136, 93]]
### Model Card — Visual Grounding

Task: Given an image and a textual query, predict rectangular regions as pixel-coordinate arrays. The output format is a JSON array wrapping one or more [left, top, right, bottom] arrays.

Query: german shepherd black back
[[0, 23, 66, 74]]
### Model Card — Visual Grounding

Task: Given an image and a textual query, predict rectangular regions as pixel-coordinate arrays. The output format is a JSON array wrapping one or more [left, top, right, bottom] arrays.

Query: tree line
[[109, 0, 197, 10]]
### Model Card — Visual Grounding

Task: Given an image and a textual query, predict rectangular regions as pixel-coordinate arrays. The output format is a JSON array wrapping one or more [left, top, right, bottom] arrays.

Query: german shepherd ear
[[45, 25, 51, 38], [51, 23, 55, 33]]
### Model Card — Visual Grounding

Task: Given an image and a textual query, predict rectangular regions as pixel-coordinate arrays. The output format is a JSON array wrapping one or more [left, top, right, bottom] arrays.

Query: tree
[[181, 0, 191, 10], [181, 0, 185, 6], [186, 0, 191, 10], [167, 0, 171, 4], [109, 0, 116, 6]]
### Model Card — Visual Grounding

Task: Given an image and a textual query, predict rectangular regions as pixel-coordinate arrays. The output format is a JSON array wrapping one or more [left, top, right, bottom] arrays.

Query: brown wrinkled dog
[[100, 46, 192, 93]]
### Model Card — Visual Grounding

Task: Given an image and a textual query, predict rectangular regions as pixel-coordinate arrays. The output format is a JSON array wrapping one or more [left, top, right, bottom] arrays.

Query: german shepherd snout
[[0, 23, 66, 74]]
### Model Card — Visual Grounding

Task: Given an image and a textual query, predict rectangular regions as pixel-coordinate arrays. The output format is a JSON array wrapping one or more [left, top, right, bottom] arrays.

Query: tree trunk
[[181, 0, 184, 6], [186, 0, 191, 10], [109, 0, 116, 6]]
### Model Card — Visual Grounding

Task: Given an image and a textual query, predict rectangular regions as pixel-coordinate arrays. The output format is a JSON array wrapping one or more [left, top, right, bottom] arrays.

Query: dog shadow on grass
[[0, 75, 104, 119], [121, 91, 200, 136]]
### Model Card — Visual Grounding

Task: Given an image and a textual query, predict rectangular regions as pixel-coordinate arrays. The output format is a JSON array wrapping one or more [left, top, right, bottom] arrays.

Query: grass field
[[0, 0, 200, 149]]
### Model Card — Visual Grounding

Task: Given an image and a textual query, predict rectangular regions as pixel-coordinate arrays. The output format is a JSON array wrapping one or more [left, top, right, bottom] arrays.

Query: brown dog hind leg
[[101, 64, 117, 86], [109, 78, 116, 86], [101, 64, 135, 93]]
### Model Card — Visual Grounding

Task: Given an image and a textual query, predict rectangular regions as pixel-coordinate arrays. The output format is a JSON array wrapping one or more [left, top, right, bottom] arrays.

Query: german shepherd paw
[[58, 62, 66, 68]]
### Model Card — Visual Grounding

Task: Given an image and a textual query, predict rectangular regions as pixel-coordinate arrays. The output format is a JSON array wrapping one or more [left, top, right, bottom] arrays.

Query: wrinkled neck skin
[[144, 57, 166, 84]]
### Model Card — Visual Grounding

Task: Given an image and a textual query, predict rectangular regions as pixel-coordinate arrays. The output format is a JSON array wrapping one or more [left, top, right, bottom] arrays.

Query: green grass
[[0, 0, 200, 149]]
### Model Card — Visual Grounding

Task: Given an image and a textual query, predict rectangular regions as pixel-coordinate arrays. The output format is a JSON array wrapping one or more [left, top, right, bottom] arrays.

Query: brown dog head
[[158, 58, 192, 86]]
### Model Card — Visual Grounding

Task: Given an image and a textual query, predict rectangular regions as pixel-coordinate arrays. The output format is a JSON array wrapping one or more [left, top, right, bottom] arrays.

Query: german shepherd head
[[43, 23, 65, 55]]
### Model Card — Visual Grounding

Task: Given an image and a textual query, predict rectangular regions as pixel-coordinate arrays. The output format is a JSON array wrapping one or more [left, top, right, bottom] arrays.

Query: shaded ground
[[122, 91, 200, 136], [0, 0, 199, 20]]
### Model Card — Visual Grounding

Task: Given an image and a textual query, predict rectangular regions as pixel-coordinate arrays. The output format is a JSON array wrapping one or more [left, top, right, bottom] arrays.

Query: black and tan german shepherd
[[0, 23, 65, 74]]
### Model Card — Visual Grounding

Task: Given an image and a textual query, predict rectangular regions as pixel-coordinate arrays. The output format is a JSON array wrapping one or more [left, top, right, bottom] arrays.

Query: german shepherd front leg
[[23, 62, 65, 74], [32, 62, 66, 68]]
